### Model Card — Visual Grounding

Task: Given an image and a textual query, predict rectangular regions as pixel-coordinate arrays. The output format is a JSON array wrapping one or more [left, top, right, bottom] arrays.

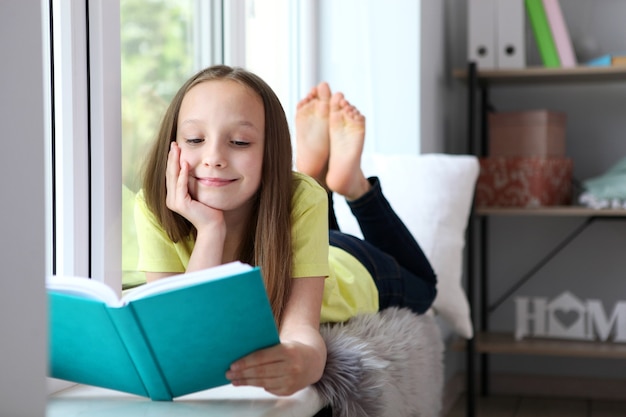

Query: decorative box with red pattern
[[475, 157, 573, 207]]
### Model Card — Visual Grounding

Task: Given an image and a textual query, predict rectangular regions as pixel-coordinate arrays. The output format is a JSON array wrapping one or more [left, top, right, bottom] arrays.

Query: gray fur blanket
[[314, 307, 444, 417]]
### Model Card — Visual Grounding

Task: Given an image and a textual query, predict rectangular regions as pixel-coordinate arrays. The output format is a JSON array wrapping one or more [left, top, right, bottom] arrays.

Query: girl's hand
[[166, 142, 225, 271], [227, 277, 327, 396], [165, 142, 223, 229], [226, 341, 325, 396]]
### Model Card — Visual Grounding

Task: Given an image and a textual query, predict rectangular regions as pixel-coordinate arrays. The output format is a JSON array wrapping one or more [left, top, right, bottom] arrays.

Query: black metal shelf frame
[[463, 61, 626, 417]]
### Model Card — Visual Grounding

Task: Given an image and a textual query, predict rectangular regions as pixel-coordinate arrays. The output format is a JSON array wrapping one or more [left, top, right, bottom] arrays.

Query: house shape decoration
[[546, 291, 587, 339]]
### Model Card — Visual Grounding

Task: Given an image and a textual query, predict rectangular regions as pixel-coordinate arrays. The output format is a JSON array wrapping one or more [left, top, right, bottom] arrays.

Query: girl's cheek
[[178, 149, 193, 167]]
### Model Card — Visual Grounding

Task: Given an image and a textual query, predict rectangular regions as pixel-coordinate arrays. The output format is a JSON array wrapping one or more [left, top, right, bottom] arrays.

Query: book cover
[[542, 0, 576, 67], [48, 262, 280, 401], [524, 0, 560, 67]]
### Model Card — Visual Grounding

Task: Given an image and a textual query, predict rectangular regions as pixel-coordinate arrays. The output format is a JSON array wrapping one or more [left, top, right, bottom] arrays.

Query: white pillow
[[332, 153, 479, 339]]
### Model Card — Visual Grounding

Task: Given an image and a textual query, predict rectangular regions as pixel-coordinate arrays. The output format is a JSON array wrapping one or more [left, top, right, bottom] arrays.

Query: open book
[[47, 262, 279, 401]]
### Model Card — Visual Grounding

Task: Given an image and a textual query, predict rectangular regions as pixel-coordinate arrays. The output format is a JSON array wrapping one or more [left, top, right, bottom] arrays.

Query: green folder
[[48, 262, 279, 401], [525, 0, 561, 68]]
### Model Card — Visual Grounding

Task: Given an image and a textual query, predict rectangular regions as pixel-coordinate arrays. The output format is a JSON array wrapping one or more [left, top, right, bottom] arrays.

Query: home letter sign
[[515, 291, 626, 343]]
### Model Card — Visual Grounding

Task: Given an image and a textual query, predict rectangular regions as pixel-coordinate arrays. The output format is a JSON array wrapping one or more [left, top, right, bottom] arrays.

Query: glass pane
[[244, 0, 292, 124], [120, 0, 295, 289], [120, 0, 201, 289]]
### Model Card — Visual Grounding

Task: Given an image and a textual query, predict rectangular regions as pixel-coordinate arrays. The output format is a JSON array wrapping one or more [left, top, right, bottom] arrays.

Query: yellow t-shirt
[[134, 171, 378, 323]]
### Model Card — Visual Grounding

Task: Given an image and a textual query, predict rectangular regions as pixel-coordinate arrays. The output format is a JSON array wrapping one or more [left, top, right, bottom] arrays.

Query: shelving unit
[[456, 63, 626, 417]]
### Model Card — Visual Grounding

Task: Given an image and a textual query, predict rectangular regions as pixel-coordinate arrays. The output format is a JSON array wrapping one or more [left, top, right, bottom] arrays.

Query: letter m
[[587, 300, 626, 342]]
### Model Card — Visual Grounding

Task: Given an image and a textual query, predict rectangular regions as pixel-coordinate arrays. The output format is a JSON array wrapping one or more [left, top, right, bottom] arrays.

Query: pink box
[[489, 110, 566, 157]]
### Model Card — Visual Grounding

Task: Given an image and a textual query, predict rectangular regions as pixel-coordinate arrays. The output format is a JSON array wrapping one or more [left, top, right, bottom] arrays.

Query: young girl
[[135, 65, 436, 396]]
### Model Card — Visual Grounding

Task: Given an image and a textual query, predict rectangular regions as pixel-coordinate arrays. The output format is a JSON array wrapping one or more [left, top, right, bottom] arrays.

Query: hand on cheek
[[165, 142, 226, 234], [166, 142, 189, 211]]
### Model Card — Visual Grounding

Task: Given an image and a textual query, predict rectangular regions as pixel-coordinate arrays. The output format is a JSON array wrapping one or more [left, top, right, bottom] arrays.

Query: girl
[[135, 65, 436, 396]]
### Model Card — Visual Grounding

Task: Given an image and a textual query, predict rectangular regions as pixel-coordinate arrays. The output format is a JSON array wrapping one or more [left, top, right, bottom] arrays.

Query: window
[[120, 0, 308, 287], [120, 0, 216, 289], [50, 0, 313, 292]]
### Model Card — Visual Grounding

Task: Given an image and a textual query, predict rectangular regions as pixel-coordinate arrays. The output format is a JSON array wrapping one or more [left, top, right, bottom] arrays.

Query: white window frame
[[223, 0, 246, 67], [195, 0, 224, 68], [88, 0, 122, 288], [294, 0, 319, 106], [51, 0, 91, 280]]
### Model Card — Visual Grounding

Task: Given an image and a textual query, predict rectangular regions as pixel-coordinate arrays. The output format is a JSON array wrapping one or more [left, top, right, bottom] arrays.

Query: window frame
[[89, 0, 122, 288], [50, 0, 91, 280]]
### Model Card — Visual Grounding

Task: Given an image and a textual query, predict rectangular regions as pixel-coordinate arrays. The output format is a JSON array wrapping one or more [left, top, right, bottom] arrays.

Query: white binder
[[468, 0, 526, 69], [496, 0, 526, 68], [468, 0, 496, 69]]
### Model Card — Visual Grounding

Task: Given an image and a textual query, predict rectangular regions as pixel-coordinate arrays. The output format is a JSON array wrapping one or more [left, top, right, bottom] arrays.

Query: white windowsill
[[47, 382, 324, 417], [47, 377, 78, 394]]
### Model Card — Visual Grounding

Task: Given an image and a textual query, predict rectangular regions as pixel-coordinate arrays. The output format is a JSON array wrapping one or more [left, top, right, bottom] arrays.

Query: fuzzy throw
[[314, 307, 444, 417]]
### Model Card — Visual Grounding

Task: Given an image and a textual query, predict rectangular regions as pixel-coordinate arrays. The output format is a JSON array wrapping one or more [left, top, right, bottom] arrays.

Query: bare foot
[[326, 93, 371, 201], [295, 82, 332, 185]]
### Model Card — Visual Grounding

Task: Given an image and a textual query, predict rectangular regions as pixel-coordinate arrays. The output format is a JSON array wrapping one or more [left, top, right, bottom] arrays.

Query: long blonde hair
[[141, 65, 294, 326]]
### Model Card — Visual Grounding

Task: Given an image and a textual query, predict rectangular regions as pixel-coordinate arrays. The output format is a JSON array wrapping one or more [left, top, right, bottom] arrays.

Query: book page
[[121, 261, 253, 303], [46, 275, 121, 306], [47, 261, 254, 307]]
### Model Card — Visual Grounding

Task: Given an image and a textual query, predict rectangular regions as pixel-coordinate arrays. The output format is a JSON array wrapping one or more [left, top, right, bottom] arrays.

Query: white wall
[[0, 0, 48, 415], [317, 1, 455, 155], [420, 1, 447, 154], [318, 0, 421, 155]]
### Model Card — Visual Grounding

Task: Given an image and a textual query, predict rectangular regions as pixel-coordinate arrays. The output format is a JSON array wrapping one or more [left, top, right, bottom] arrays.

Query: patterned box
[[475, 157, 573, 207]]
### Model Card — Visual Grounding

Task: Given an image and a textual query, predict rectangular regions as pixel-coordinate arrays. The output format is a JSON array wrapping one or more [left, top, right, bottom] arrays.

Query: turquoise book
[[47, 262, 279, 401]]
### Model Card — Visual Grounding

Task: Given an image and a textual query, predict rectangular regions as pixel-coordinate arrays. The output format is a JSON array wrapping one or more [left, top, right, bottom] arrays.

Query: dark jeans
[[328, 177, 437, 315]]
